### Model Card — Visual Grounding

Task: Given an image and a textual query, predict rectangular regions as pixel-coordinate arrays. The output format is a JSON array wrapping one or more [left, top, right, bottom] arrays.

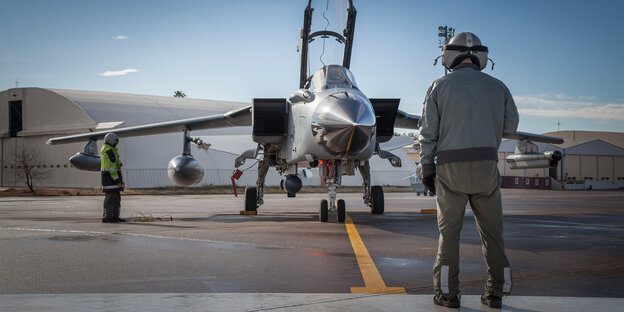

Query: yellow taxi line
[[344, 213, 406, 294]]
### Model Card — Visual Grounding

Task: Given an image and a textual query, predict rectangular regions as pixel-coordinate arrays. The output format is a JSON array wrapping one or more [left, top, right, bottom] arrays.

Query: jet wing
[[391, 110, 563, 145], [503, 131, 564, 144], [394, 109, 421, 130], [47, 105, 252, 145], [379, 135, 414, 151]]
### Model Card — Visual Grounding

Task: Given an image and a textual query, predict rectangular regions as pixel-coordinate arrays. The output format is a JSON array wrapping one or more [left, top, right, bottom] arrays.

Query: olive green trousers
[[432, 160, 512, 298], [103, 192, 121, 221]]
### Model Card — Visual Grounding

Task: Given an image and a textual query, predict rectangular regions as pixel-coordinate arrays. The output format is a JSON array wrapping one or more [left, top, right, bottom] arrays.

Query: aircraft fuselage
[[284, 85, 376, 164]]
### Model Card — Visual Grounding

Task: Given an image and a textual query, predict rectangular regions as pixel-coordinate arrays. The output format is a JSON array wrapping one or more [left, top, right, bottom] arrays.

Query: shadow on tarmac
[[201, 212, 321, 223]]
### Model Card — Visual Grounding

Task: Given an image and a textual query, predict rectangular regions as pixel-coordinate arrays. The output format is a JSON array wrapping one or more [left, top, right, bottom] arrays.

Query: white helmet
[[442, 32, 489, 70], [104, 133, 119, 147]]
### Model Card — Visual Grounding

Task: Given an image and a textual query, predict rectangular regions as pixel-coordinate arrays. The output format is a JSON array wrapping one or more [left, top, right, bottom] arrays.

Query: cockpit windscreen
[[310, 65, 358, 90]]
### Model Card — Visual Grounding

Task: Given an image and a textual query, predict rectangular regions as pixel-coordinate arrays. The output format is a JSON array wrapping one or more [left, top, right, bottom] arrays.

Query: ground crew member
[[101, 133, 125, 223], [419, 32, 519, 309]]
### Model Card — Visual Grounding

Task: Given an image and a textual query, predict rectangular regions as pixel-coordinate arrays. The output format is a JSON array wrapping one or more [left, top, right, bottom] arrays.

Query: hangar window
[[545, 179, 550, 186], [525, 178, 530, 185], [9, 100, 23, 137], [534, 179, 539, 186], [514, 177, 519, 184], [64, 165, 68, 168]]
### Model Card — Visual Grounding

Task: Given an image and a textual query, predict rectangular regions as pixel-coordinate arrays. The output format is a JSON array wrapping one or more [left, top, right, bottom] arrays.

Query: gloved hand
[[421, 163, 436, 195]]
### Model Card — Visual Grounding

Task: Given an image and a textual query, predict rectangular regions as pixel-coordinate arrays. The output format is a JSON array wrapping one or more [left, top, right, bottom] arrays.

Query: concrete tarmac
[[0, 189, 622, 311]]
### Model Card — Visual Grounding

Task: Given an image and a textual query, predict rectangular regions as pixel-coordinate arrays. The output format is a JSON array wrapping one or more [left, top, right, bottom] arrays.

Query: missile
[[506, 151, 562, 169]]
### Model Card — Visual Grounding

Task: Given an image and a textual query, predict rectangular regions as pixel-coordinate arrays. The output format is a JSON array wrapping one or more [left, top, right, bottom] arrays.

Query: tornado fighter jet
[[47, 0, 563, 222]]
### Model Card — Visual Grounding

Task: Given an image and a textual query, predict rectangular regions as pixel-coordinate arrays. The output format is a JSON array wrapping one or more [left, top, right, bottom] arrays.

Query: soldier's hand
[[422, 176, 436, 195], [421, 163, 436, 195]]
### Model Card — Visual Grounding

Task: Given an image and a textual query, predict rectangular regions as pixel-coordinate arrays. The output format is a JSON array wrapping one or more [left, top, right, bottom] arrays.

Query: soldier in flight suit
[[419, 32, 519, 309], [101, 133, 125, 223]]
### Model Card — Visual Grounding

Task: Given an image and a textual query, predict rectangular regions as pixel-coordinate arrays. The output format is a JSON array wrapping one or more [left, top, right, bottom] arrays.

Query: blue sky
[[1, 0, 623, 134]]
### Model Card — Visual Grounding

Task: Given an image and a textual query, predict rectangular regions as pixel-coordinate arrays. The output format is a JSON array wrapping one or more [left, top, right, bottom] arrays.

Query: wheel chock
[[240, 211, 257, 215], [420, 209, 437, 214]]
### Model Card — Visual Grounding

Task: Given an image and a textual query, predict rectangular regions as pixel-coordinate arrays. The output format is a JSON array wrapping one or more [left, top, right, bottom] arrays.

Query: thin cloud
[[98, 69, 139, 76], [114, 35, 128, 40], [515, 94, 624, 121]]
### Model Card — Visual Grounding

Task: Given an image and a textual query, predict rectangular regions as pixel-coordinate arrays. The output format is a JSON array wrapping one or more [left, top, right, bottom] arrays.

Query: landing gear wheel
[[320, 199, 329, 222], [371, 185, 384, 215], [245, 187, 257, 212], [337, 199, 346, 223], [287, 192, 296, 198]]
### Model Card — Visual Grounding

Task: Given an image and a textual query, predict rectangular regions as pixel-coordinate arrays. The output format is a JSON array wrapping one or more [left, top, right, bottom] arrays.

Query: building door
[[9, 100, 23, 138]]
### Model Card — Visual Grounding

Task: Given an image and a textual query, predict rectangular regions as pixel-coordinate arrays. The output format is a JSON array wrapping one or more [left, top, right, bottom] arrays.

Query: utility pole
[[438, 25, 455, 75]]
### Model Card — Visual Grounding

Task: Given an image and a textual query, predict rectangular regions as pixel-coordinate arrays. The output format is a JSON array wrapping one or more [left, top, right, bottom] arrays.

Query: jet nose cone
[[312, 92, 376, 156]]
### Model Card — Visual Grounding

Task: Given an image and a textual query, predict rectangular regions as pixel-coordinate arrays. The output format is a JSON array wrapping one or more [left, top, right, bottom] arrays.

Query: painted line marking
[[344, 214, 406, 294]]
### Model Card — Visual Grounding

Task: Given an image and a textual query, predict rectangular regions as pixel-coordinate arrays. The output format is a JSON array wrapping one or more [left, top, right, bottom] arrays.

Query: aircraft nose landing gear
[[319, 165, 346, 223], [318, 198, 346, 223]]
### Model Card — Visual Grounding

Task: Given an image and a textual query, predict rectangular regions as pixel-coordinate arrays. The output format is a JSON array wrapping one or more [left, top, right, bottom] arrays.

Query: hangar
[[497, 133, 624, 190], [0, 87, 416, 190]]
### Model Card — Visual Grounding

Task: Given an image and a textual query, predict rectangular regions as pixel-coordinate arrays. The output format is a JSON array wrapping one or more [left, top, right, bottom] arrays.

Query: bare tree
[[14, 145, 50, 193]]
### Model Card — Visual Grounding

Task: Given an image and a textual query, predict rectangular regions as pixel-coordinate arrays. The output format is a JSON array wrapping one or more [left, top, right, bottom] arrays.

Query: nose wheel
[[337, 199, 346, 222], [319, 199, 346, 223], [320, 199, 329, 222]]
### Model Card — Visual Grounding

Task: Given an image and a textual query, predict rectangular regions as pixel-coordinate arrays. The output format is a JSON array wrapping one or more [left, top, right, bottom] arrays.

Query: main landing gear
[[243, 157, 384, 223], [358, 161, 384, 214]]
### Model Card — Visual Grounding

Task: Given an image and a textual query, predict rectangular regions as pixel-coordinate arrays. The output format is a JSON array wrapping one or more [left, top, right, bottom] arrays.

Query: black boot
[[481, 294, 502, 309], [433, 294, 460, 309]]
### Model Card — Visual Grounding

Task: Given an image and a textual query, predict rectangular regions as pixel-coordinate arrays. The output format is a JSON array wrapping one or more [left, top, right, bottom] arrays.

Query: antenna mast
[[437, 25, 455, 75]]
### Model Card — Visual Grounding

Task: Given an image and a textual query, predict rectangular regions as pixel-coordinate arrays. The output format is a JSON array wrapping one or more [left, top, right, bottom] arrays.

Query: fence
[[124, 168, 413, 188]]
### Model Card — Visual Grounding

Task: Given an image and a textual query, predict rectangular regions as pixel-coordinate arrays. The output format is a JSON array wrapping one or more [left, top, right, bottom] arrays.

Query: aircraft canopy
[[310, 65, 358, 90]]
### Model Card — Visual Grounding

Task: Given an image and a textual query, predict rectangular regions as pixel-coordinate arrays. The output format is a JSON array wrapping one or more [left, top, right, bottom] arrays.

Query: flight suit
[[419, 63, 519, 298], [101, 143, 124, 222]]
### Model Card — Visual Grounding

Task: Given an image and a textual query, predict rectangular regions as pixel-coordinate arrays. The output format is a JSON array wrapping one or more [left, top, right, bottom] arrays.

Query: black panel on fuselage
[[370, 98, 400, 143]]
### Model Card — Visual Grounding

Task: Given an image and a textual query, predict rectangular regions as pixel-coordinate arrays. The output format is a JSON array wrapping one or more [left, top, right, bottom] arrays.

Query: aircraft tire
[[337, 199, 346, 223], [320, 199, 329, 222], [371, 185, 384, 214], [245, 187, 257, 212]]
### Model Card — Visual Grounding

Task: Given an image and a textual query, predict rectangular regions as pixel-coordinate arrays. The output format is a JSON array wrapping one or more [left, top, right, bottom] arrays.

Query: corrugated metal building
[[0, 87, 416, 189]]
